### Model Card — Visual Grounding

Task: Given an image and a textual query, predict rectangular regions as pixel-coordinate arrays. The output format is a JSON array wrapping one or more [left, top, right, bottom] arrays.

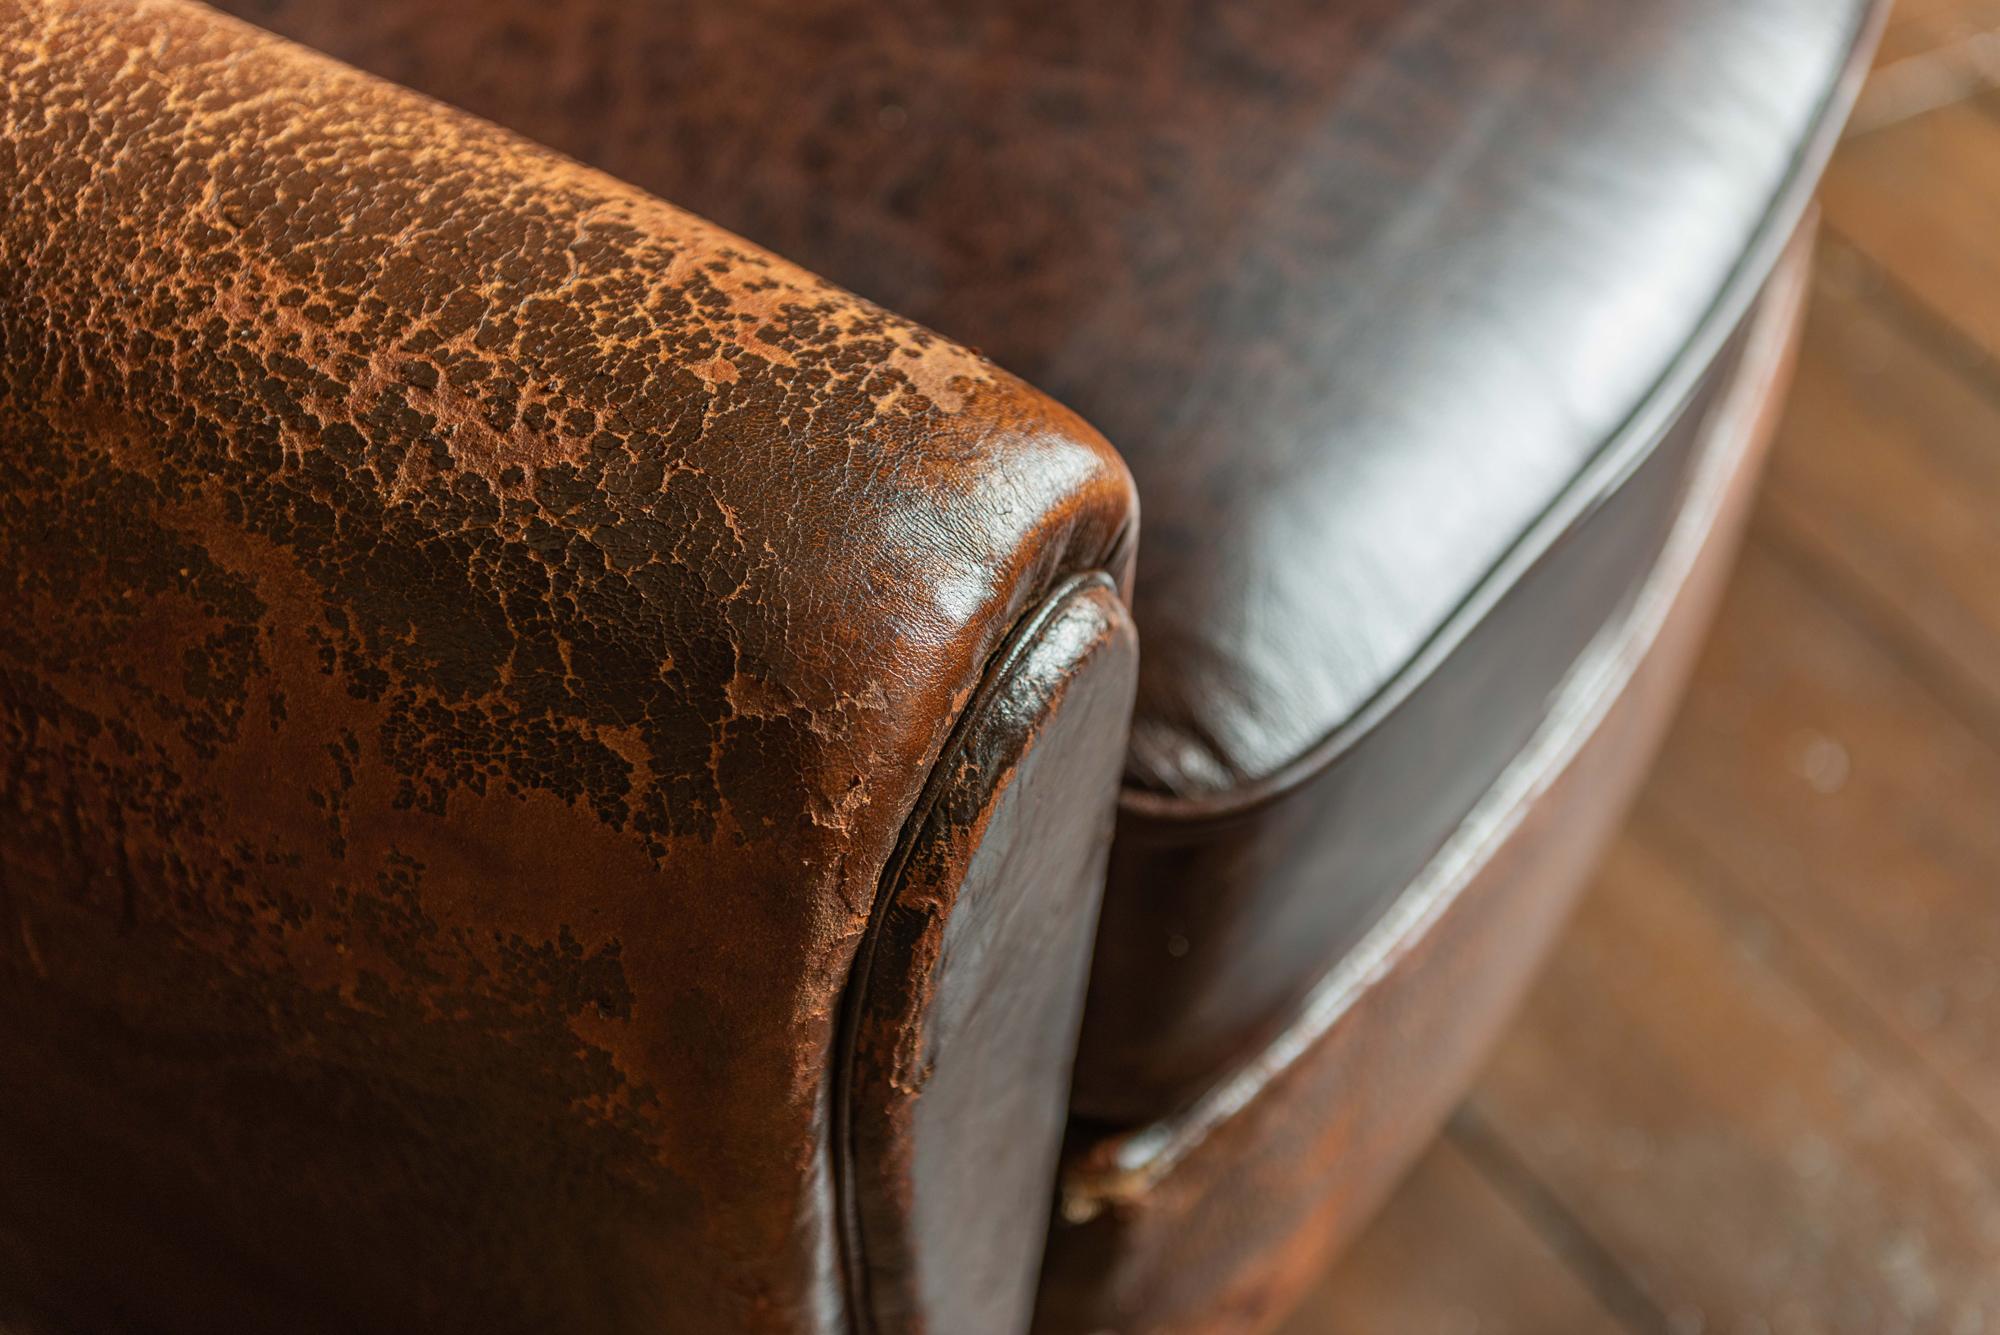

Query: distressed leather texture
[[0, 1, 1132, 1331], [205, 0, 1883, 1119]]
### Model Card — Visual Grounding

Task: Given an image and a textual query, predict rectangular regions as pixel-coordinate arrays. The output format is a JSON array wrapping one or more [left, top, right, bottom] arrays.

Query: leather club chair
[[0, 0, 1886, 1331]]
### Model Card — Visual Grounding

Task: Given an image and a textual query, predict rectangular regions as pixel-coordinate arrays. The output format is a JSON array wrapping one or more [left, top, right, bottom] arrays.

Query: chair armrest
[[0, 2, 1136, 1332]]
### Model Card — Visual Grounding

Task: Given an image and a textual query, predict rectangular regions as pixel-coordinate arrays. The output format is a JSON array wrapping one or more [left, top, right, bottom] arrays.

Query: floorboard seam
[[1818, 228, 2000, 414], [1446, 1106, 1675, 1335]]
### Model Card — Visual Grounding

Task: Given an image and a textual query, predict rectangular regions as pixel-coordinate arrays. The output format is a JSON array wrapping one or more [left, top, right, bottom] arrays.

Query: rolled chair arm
[[0, 2, 1137, 1332]]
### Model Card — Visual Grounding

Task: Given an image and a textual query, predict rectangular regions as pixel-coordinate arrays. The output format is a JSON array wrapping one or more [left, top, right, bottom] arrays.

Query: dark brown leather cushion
[[212, 0, 1879, 1118]]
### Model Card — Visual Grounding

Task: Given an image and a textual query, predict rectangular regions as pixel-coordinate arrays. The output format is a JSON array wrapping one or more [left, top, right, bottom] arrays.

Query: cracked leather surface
[[0, 1, 1132, 1330]]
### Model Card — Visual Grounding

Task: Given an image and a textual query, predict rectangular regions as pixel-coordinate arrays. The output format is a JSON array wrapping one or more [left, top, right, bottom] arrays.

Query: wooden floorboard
[[1644, 532, 2000, 1142], [1873, 0, 2000, 64], [1823, 96, 2000, 359], [1275, 1142, 1635, 1335], [1760, 239, 2000, 745], [1293, 9, 2000, 1326], [1466, 817, 2000, 1335], [1859, 0, 2000, 128]]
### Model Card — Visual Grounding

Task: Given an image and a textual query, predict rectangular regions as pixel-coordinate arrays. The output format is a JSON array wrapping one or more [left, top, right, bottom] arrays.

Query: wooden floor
[[1282, 8, 2000, 1333]]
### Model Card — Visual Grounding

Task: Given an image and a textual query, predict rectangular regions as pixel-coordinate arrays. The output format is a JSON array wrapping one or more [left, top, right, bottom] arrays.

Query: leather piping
[[1117, 0, 1889, 824], [830, 569, 1121, 1335]]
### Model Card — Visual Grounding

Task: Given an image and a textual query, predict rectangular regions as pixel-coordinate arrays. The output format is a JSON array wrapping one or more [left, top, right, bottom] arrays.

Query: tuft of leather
[[0, 2, 1132, 1331]]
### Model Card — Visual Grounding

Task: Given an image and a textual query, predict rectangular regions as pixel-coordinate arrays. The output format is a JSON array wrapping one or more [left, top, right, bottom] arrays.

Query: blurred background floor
[[1281, 4, 2000, 1332]]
